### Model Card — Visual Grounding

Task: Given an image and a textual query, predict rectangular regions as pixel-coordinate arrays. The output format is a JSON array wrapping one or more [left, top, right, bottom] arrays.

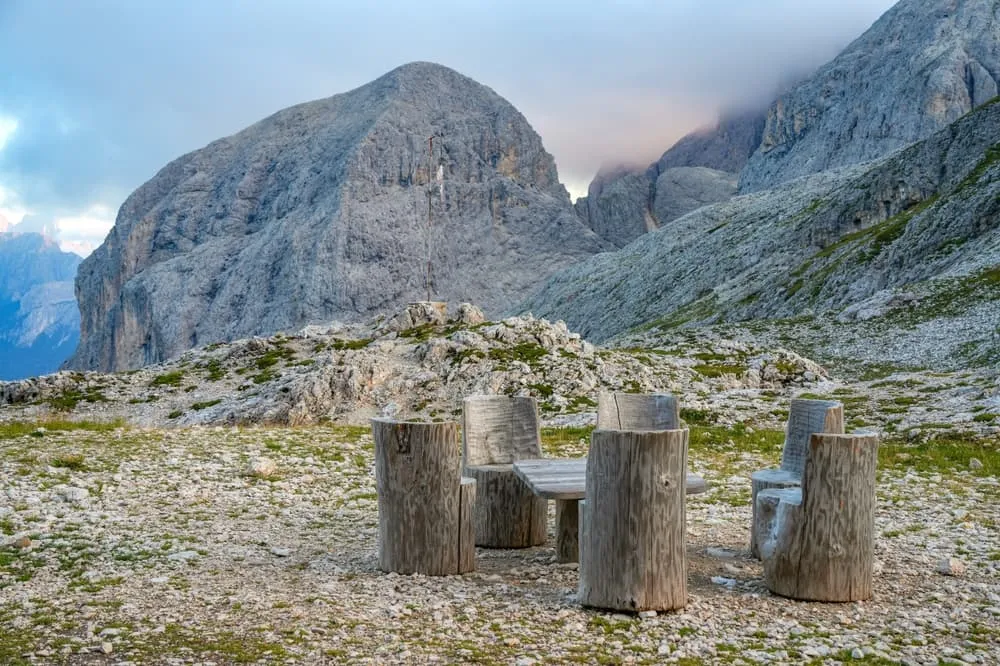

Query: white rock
[[247, 457, 277, 478], [969, 458, 984, 470], [270, 547, 292, 557], [936, 558, 967, 576], [167, 550, 200, 562]]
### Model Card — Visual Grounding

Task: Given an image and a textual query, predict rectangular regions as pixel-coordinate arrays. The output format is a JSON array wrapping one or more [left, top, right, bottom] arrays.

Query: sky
[[0, 0, 897, 257]]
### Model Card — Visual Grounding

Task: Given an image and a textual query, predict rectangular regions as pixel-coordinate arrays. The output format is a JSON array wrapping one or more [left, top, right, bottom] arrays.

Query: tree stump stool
[[372, 418, 476, 575], [596, 392, 680, 431], [462, 396, 547, 548], [750, 398, 843, 558], [578, 429, 689, 612], [757, 433, 878, 601]]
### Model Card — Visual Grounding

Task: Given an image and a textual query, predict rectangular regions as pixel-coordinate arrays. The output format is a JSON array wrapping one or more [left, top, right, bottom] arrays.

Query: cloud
[[0, 0, 897, 245]]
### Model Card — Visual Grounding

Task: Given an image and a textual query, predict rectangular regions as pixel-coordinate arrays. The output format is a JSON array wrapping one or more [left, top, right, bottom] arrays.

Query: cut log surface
[[463, 464, 547, 548], [578, 429, 689, 612], [759, 433, 879, 602], [372, 419, 476, 575], [596, 393, 680, 431]]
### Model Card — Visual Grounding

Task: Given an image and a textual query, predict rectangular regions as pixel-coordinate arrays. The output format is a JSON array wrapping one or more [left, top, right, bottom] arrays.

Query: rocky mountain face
[[578, 0, 1000, 245], [574, 164, 737, 248], [522, 96, 1000, 373], [654, 108, 767, 175], [573, 107, 764, 247], [0, 233, 81, 380], [739, 0, 1000, 192], [68, 62, 606, 373]]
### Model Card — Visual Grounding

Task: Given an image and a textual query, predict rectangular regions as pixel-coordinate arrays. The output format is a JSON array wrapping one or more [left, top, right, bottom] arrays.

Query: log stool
[[372, 418, 476, 575], [461, 395, 547, 548], [750, 398, 843, 558], [578, 428, 689, 612], [757, 433, 879, 601]]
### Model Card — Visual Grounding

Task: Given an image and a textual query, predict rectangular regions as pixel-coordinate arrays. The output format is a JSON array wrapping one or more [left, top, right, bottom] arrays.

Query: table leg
[[556, 499, 579, 563]]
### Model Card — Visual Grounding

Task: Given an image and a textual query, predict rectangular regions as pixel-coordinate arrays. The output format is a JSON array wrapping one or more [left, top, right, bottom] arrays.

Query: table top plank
[[513, 458, 707, 500]]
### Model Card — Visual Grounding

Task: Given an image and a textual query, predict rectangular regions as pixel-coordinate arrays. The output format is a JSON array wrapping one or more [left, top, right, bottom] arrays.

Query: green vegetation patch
[[330, 337, 373, 351], [0, 419, 125, 440], [150, 370, 185, 387], [881, 433, 999, 476], [191, 399, 223, 411], [487, 342, 548, 366]]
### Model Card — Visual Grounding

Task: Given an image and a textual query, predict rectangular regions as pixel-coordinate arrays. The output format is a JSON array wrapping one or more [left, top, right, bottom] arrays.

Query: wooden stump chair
[[372, 418, 476, 575], [596, 392, 680, 430], [749, 398, 844, 558], [756, 433, 879, 601], [578, 428, 689, 612], [461, 396, 547, 548]]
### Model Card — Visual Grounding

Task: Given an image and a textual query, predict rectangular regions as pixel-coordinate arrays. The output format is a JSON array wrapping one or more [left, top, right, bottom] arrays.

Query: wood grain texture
[[556, 499, 580, 563], [578, 429, 689, 612], [750, 399, 844, 558], [462, 395, 541, 466], [513, 458, 707, 501], [372, 418, 476, 575], [463, 464, 547, 548], [596, 393, 680, 431], [461, 396, 545, 548], [458, 477, 477, 574], [758, 433, 879, 601]]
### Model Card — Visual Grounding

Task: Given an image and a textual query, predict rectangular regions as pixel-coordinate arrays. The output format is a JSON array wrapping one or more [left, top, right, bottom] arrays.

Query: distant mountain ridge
[[0, 232, 81, 380], [521, 95, 1000, 371], [577, 0, 1000, 246], [68, 62, 607, 372]]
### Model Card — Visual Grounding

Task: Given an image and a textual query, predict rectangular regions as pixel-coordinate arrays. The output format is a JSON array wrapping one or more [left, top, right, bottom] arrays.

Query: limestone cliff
[[740, 0, 1000, 192], [69, 62, 606, 372]]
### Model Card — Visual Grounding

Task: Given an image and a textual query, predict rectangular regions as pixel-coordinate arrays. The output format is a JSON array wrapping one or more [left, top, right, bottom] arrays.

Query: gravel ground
[[1, 424, 998, 665]]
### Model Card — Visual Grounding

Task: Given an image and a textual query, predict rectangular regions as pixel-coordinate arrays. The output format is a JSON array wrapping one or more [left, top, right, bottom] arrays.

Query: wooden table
[[512, 458, 708, 563]]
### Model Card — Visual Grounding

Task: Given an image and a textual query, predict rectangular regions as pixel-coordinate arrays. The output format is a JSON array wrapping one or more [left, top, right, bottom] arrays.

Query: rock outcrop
[[575, 165, 737, 248], [0, 233, 81, 379], [69, 62, 606, 372], [739, 0, 1000, 192], [521, 96, 1000, 371], [573, 107, 763, 248]]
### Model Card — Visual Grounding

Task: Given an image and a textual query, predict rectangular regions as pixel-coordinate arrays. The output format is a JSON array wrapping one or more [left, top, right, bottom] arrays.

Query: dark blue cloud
[[0, 0, 897, 217]]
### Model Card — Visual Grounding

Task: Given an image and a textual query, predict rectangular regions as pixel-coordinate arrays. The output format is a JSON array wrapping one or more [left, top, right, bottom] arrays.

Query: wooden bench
[[512, 457, 707, 563]]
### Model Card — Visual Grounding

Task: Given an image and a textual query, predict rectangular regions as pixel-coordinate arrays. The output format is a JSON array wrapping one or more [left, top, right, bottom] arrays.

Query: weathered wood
[[750, 398, 844, 558], [556, 499, 579, 563], [462, 395, 541, 465], [512, 458, 708, 500], [596, 392, 680, 431], [458, 477, 477, 574], [372, 418, 476, 575], [578, 429, 689, 612], [461, 395, 546, 548], [758, 433, 878, 602], [463, 464, 547, 548]]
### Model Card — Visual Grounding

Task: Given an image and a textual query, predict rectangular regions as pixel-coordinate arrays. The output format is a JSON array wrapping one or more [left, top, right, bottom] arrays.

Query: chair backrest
[[596, 392, 680, 431], [780, 399, 844, 474], [462, 395, 541, 466]]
